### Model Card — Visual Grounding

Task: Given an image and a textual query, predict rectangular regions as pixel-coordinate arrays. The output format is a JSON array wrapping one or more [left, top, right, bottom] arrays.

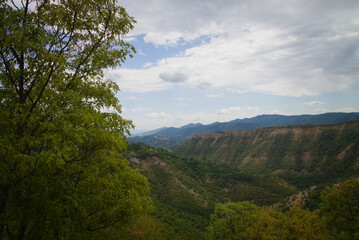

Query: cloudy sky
[[106, 0, 359, 132]]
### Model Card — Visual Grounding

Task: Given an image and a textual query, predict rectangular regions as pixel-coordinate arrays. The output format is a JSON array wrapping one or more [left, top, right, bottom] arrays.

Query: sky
[[105, 0, 359, 133]]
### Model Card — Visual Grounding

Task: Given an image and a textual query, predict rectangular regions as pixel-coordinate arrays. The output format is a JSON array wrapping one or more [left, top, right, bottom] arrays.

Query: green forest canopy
[[0, 1, 152, 239], [208, 178, 359, 240]]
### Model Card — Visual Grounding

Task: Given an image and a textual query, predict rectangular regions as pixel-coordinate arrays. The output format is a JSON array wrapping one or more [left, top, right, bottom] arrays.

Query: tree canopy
[[207, 202, 324, 240], [207, 178, 359, 240], [320, 178, 359, 240], [0, 0, 152, 239]]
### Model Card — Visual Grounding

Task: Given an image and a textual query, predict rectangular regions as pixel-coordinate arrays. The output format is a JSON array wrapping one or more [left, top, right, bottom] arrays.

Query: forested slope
[[125, 119, 359, 239], [176, 121, 359, 188], [126, 143, 296, 239]]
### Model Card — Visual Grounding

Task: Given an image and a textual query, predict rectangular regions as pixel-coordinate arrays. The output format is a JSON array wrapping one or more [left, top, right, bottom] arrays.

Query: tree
[[284, 207, 323, 240], [320, 178, 359, 240], [207, 202, 324, 240], [207, 202, 286, 240], [0, 0, 152, 239], [207, 202, 257, 240], [120, 215, 168, 240]]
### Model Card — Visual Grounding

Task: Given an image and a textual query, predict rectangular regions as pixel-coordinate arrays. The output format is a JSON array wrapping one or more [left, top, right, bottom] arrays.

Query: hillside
[[126, 143, 296, 239], [176, 121, 359, 188], [125, 119, 359, 239], [129, 112, 359, 150]]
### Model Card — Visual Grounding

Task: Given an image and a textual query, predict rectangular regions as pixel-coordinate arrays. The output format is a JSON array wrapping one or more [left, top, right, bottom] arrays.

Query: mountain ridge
[[175, 120, 359, 188], [128, 112, 359, 150]]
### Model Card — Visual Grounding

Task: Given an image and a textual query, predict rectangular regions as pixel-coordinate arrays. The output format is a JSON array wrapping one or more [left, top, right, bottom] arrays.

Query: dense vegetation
[[176, 121, 359, 189], [208, 178, 359, 240], [129, 134, 189, 150], [126, 142, 296, 239], [0, 1, 152, 239], [125, 120, 359, 239]]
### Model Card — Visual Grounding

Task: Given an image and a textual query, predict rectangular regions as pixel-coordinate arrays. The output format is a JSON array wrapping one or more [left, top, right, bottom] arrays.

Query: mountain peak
[[180, 123, 203, 129]]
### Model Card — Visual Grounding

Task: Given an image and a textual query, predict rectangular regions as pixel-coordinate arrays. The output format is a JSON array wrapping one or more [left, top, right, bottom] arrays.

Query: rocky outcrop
[[175, 121, 359, 174]]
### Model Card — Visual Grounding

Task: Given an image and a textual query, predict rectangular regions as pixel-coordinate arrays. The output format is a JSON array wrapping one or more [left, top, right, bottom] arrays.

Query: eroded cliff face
[[175, 121, 359, 174]]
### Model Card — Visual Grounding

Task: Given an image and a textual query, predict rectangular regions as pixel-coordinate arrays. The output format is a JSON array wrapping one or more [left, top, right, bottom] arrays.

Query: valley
[[125, 116, 359, 239], [126, 142, 296, 239]]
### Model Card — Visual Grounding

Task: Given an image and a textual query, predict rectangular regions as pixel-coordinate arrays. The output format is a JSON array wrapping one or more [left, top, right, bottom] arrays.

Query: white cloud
[[246, 106, 260, 111], [197, 81, 212, 90], [218, 106, 242, 115], [122, 0, 359, 47], [146, 112, 170, 118], [309, 107, 358, 115], [115, 0, 359, 97], [304, 101, 324, 106], [121, 0, 230, 45], [123, 36, 137, 42], [312, 108, 329, 114], [268, 109, 295, 116], [335, 107, 358, 112], [159, 72, 188, 83], [108, 25, 357, 95], [217, 106, 260, 115], [104, 68, 171, 92]]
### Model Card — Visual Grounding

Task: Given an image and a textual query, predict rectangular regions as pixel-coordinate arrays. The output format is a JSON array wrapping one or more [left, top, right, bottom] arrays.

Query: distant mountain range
[[128, 112, 359, 150]]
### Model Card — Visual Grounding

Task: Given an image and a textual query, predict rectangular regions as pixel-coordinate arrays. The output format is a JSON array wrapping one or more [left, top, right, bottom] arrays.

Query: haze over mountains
[[128, 112, 359, 150]]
